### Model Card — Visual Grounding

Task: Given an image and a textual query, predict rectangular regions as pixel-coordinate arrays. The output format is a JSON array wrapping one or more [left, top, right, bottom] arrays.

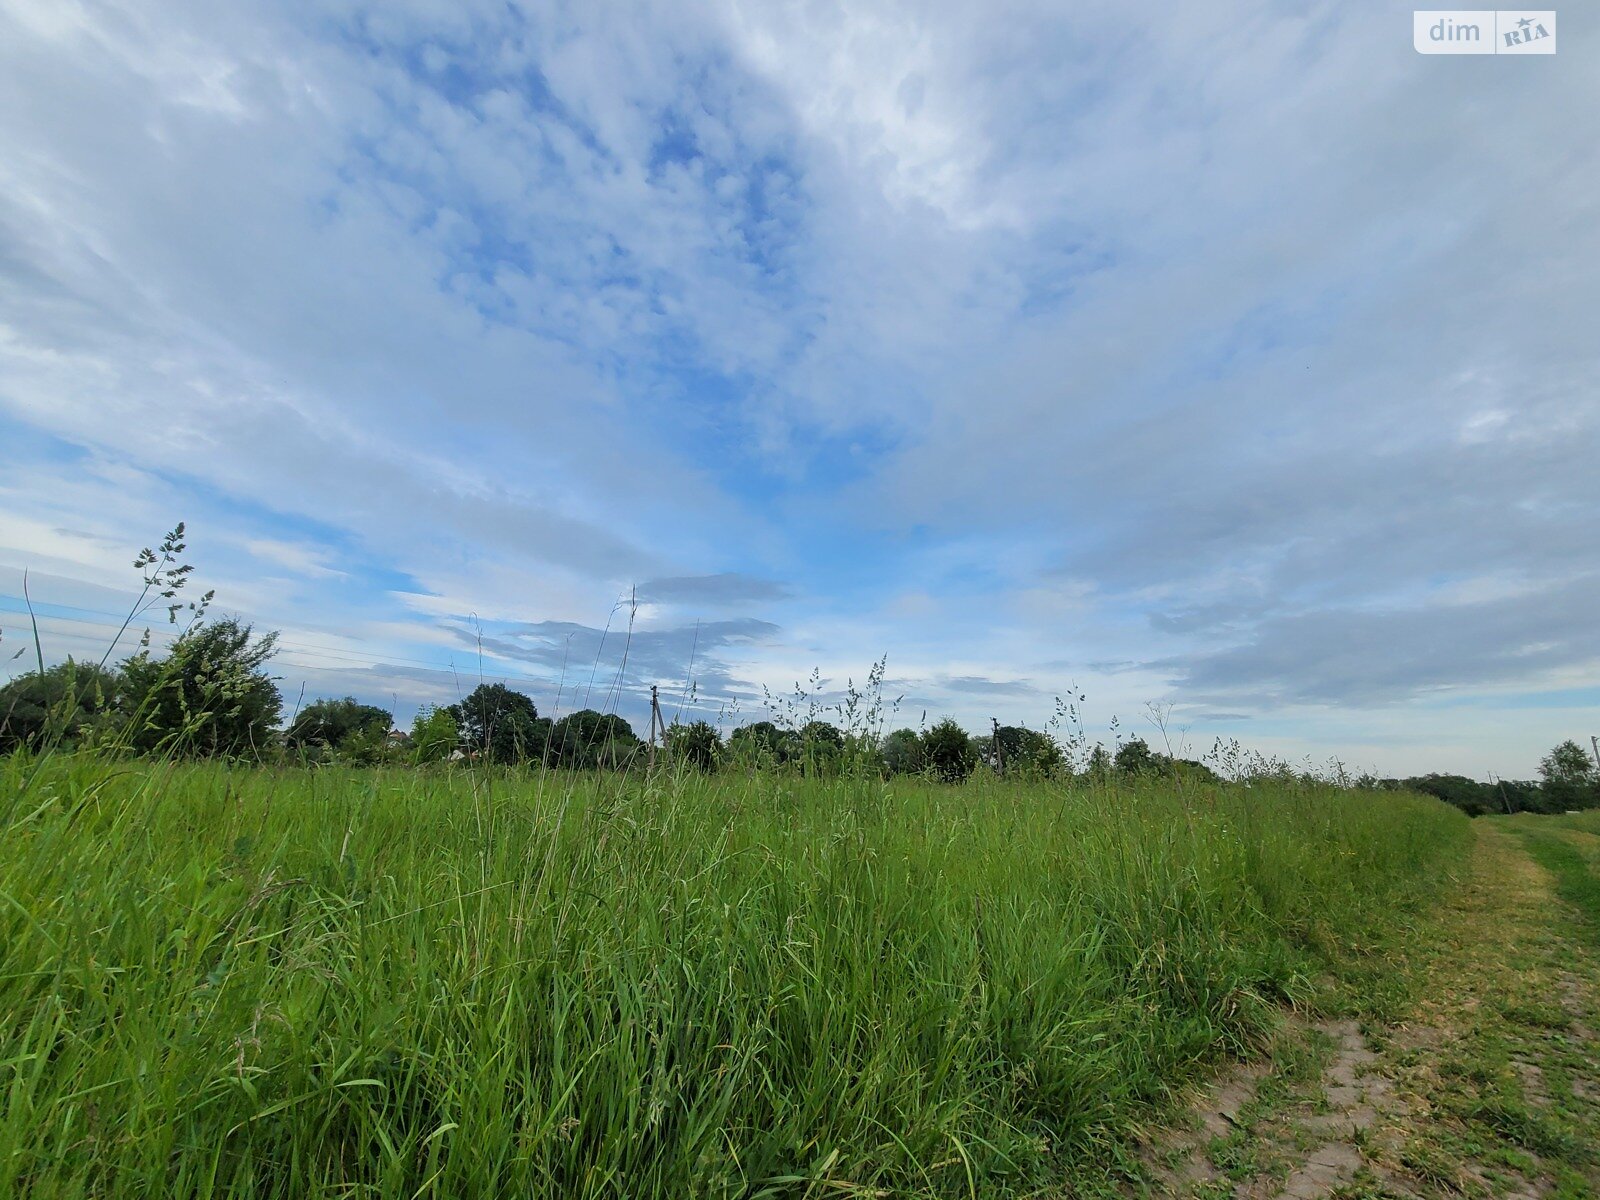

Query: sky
[[1, 0, 1596, 779]]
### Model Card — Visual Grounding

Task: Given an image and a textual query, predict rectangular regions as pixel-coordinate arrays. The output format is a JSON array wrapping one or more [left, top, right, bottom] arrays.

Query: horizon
[[2, 1, 1596, 781]]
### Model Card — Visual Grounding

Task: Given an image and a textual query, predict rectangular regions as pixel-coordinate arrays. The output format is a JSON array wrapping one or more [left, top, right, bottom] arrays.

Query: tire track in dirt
[[1129, 822, 1600, 1199]]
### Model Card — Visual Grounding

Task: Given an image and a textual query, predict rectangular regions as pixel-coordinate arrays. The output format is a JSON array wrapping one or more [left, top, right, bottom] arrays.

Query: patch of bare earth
[[1128, 824, 1600, 1198]]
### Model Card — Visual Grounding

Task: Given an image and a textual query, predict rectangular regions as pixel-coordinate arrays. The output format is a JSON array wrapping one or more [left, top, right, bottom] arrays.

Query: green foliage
[[0, 755, 1468, 1199], [336, 721, 394, 766], [1114, 736, 1160, 776], [984, 725, 1064, 776], [664, 719, 721, 772], [1538, 739, 1600, 811], [796, 719, 845, 774], [727, 720, 797, 768], [798, 719, 843, 752], [1389, 773, 1529, 816], [0, 660, 124, 753], [284, 696, 393, 754], [120, 618, 281, 758], [548, 709, 639, 769], [409, 705, 459, 764], [879, 727, 925, 776], [448, 683, 545, 764], [1170, 757, 1223, 785], [921, 717, 977, 782]]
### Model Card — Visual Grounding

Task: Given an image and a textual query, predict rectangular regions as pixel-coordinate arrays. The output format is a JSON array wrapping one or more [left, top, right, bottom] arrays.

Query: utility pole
[[992, 717, 1006, 775], [648, 685, 665, 772], [1490, 770, 1513, 815]]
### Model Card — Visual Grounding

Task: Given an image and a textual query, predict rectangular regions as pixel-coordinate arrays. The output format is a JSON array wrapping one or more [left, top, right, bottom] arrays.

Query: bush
[[727, 720, 797, 768], [880, 727, 926, 776], [1114, 737, 1161, 776], [665, 720, 721, 772], [985, 725, 1063, 776], [922, 718, 977, 783], [120, 618, 281, 758], [410, 705, 460, 764], [549, 710, 641, 769], [0, 660, 124, 753]]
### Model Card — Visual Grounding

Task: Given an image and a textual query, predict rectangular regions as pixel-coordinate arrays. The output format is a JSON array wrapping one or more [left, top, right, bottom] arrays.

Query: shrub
[[0, 661, 124, 753], [922, 718, 977, 782], [120, 618, 281, 758], [880, 727, 925, 776], [1114, 736, 1161, 776], [728, 720, 797, 768], [549, 710, 641, 769], [410, 705, 460, 764], [665, 720, 721, 772], [985, 725, 1063, 776]]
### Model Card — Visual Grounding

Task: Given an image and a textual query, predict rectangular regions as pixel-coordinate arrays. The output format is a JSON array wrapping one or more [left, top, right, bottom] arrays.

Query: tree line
[[4, 621, 1596, 808], [3, 525, 1595, 805], [0, 627, 1220, 784], [1374, 740, 1600, 815]]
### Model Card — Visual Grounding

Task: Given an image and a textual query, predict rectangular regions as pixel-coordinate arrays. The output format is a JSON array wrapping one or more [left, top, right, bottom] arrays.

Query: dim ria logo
[[1414, 10, 1556, 53]]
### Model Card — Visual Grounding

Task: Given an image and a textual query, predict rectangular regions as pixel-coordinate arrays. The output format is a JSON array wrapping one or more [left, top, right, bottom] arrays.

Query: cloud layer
[[1, 0, 1596, 776]]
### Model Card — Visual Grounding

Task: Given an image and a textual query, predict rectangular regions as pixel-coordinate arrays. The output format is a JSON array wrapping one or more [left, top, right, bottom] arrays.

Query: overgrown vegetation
[[0, 754, 1466, 1198], [2, 521, 1558, 1198]]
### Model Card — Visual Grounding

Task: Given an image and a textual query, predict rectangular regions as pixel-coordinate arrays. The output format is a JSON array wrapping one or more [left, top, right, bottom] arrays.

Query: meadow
[[0, 755, 1467, 1198]]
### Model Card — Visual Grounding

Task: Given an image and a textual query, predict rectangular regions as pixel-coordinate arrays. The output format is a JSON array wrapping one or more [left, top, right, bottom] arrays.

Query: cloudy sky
[[2, 0, 1595, 777]]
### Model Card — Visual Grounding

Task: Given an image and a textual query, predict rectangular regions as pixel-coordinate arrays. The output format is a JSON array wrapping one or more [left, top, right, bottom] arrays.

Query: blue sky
[[1, 0, 1596, 778]]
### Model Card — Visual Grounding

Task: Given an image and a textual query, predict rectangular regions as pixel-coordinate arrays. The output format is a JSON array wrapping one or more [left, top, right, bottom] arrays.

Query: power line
[[0, 603, 564, 686], [0, 604, 719, 713], [0, 596, 519, 676]]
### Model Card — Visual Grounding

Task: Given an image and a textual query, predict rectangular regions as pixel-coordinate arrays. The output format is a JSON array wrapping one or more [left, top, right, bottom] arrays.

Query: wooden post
[[992, 717, 1006, 775]]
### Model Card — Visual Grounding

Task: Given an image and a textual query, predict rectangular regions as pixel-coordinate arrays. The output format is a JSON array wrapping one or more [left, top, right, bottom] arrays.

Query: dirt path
[[1130, 821, 1600, 1199]]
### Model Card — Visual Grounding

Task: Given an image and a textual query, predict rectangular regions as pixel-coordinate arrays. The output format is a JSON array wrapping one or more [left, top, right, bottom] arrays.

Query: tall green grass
[[0, 757, 1464, 1197]]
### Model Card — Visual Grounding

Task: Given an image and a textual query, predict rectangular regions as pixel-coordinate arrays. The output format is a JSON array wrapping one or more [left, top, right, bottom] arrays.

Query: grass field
[[0, 755, 1467, 1198]]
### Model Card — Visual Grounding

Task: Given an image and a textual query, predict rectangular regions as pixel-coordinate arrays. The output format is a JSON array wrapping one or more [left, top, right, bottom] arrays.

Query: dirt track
[[1132, 822, 1600, 1199]]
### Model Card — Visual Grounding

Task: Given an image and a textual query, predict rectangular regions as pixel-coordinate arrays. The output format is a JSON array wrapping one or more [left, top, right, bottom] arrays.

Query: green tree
[[1171, 758, 1223, 785], [1114, 736, 1161, 776], [665, 720, 721, 772], [1539, 739, 1600, 811], [121, 618, 281, 758], [984, 725, 1064, 776], [449, 684, 546, 764], [285, 696, 392, 754], [1394, 773, 1522, 817], [549, 709, 639, 769], [921, 718, 977, 783], [880, 727, 925, 776], [410, 705, 459, 764], [728, 720, 797, 768], [0, 660, 124, 753], [798, 719, 845, 775]]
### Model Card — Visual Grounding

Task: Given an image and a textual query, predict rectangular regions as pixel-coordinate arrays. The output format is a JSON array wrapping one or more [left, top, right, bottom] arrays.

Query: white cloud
[[1, 0, 1596, 775]]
